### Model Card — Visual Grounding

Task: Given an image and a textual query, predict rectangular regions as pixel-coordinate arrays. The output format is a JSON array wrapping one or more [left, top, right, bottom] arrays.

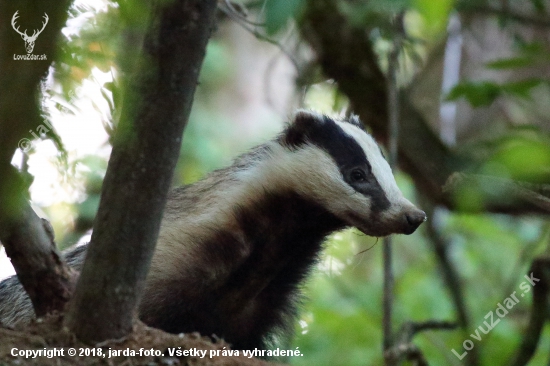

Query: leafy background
[[2, 0, 550, 365]]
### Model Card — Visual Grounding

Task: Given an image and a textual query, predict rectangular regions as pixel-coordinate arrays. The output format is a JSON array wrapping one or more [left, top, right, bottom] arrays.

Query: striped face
[[279, 110, 426, 237]]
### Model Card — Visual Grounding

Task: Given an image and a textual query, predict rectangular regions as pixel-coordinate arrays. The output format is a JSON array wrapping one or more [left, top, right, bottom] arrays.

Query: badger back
[[272, 110, 426, 237]]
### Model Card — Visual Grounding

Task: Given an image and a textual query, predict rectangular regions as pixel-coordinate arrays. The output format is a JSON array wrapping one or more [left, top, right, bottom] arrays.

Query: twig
[[384, 320, 458, 365], [221, 0, 265, 26], [508, 257, 550, 366], [501, 226, 550, 309], [218, 0, 300, 71], [385, 344, 429, 366]]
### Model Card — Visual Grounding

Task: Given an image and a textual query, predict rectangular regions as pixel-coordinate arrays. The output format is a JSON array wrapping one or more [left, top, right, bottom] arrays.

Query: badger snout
[[402, 209, 427, 234]]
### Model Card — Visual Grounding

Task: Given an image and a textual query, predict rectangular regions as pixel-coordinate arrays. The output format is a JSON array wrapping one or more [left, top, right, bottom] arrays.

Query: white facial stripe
[[238, 142, 374, 215], [335, 121, 403, 202]]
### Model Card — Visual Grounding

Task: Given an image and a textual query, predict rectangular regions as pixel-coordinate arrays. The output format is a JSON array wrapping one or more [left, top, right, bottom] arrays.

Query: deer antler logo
[[11, 11, 49, 54]]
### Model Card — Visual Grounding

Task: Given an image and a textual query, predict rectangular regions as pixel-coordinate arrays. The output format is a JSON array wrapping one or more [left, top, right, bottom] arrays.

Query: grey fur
[[0, 274, 34, 328]]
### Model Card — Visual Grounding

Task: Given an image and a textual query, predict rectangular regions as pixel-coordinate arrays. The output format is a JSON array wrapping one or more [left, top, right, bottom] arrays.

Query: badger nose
[[403, 210, 427, 234]]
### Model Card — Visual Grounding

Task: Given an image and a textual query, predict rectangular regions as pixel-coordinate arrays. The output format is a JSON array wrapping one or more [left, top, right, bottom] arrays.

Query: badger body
[[0, 111, 426, 349]]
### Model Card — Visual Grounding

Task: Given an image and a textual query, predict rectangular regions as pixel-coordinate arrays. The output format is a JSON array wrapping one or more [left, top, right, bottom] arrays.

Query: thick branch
[[0, 0, 75, 318], [0, 167, 76, 318], [64, 0, 218, 342], [301, 0, 550, 215], [508, 257, 550, 366]]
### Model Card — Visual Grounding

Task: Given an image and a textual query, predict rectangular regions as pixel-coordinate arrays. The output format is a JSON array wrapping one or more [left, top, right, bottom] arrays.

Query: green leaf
[[518, 40, 544, 55], [487, 135, 550, 183], [413, 0, 454, 31], [365, 0, 410, 13], [531, 0, 546, 12], [446, 79, 545, 107], [446, 81, 501, 107], [502, 79, 543, 98], [265, 0, 305, 35], [486, 57, 533, 70], [77, 194, 101, 221]]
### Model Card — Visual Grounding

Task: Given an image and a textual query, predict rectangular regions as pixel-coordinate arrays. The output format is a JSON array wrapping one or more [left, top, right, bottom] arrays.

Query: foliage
[[447, 38, 550, 107], [446, 79, 546, 107], [264, 0, 305, 35], [10, 0, 550, 364]]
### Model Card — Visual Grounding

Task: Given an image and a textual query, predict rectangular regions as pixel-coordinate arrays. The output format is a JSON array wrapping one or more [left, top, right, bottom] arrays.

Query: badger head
[[276, 110, 426, 237]]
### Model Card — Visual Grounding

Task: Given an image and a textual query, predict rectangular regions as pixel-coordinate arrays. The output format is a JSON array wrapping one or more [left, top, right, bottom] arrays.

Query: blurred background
[[1, 0, 550, 365]]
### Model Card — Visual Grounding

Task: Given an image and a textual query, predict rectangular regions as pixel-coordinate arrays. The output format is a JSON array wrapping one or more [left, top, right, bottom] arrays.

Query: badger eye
[[350, 169, 367, 183]]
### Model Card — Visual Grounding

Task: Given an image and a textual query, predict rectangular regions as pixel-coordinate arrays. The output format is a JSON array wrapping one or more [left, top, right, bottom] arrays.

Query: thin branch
[[508, 257, 550, 366], [501, 226, 550, 307], [382, 12, 404, 359], [220, 0, 266, 26], [426, 213, 469, 327], [403, 320, 458, 336], [218, 0, 300, 71], [424, 202, 480, 366], [382, 238, 394, 357], [384, 320, 458, 365], [385, 344, 429, 366]]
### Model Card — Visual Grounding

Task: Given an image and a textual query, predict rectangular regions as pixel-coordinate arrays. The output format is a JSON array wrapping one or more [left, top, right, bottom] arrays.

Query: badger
[[0, 110, 426, 350]]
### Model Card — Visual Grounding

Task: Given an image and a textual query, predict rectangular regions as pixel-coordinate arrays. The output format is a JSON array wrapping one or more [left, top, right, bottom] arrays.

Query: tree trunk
[[64, 0, 218, 343]]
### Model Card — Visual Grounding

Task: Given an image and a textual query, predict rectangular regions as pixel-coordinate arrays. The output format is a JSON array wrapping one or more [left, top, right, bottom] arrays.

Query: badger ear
[[282, 110, 325, 148], [347, 114, 365, 130]]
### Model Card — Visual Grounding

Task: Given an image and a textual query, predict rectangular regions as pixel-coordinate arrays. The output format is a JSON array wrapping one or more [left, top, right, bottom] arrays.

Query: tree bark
[[0, 0, 75, 318], [0, 167, 77, 318], [64, 0, 218, 343]]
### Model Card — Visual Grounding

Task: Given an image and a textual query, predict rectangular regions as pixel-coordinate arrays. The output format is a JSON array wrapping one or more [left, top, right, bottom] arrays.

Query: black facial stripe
[[306, 116, 369, 170], [282, 113, 391, 211], [351, 178, 391, 212], [306, 116, 390, 211]]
